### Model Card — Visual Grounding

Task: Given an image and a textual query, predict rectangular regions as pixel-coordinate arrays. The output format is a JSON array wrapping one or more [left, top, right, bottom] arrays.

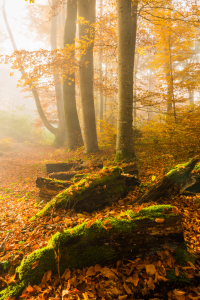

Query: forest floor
[[0, 142, 200, 300]]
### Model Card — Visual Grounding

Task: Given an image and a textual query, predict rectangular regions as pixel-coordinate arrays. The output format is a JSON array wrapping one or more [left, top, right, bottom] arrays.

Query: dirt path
[[0, 143, 71, 188]]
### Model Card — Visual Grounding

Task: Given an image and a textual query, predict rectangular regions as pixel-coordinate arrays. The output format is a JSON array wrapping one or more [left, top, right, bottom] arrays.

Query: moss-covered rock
[[0, 205, 184, 300]]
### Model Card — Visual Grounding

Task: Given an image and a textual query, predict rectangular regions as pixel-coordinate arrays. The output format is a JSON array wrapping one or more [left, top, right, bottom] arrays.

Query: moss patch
[[115, 149, 136, 162], [166, 269, 192, 285], [166, 160, 192, 177], [0, 281, 26, 300], [174, 247, 195, 266], [4, 205, 177, 300], [30, 167, 124, 220]]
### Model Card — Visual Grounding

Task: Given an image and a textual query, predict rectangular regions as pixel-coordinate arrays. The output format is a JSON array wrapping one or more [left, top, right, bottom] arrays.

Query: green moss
[[166, 269, 192, 285], [194, 163, 200, 171], [0, 281, 27, 300], [62, 245, 116, 269], [72, 174, 87, 183], [0, 205, 180, 299], [166, 160, 192, 177], [127, 204, 174, 221], [115, 149, 136, 162], [30, 167, 123, 220], [174, 248, 195, 266]]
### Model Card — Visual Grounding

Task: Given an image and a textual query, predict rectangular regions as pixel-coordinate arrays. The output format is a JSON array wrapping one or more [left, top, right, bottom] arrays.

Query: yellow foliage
[[97, 120, 117, 151]]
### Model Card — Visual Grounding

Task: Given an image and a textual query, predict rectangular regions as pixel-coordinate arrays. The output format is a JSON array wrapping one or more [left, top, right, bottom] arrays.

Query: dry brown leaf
[[123, 283, 132, 295], [155, 218, 165, 223], [86, 266, 96, 277], [147, 277, 155, 290], [107, 287, 122, 296], [7, 273, 16, 284], [157, 274, 168, 281], [101, 267, 118, 280], [85, 219, 96, 229], [172, 206, 179, 214], [40, 270, 52, 286], [31, 261, 39, 270], [85, 182, 89, 188], [173, 290, 185, 296], [94, 264, 102, 273], [61, 268, 71, 281], [126, 274, 139, 286], [26, 285, 35, 293], [146, 264, 156, 275], [175, 266, 179, 276], [118, 296, 127, 300]]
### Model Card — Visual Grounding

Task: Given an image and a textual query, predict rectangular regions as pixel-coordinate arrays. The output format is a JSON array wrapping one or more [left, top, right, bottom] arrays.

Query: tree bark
[[36, 177, 71, 201], [77, 0, 99, 153], [63, 0, 83, 149], [116, 0, 138, 161], [99, 0, 104, 131], [131, 156, 200, 205]]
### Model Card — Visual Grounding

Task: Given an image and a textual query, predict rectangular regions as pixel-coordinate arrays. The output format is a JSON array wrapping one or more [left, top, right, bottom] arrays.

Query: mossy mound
[[31, 166, 140, 221], [0, 205, 181, 300]]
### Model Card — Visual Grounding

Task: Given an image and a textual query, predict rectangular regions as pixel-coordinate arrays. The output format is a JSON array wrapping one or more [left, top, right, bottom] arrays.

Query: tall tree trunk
[[63, 0, 83, 149], [2, 0, 58, 138], [51, 0, 66, 145], [166, 35, 176, 122], [77, 0, 99, 153], [99, 0, 104, 131], [133, 52, 139, 127], [116, 0, 138, 161]]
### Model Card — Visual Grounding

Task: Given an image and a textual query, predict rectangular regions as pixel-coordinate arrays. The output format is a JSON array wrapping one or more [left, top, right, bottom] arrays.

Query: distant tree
[[2, 0, 64, 145]]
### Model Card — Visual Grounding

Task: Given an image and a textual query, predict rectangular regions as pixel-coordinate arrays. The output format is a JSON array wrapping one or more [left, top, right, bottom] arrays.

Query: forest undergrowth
[[0, 141, 200, 300]]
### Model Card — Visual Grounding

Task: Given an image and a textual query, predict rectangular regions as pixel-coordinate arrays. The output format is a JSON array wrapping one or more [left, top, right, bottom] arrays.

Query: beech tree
[[63, 0, 83, 149], [115, 0, 138, 161], [77, 0, 99, 153]]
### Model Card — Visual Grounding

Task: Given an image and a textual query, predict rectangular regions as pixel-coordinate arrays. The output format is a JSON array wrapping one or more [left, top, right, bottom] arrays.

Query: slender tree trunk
[[63, 0, 83, 149], [99, 0, 104, 130], [166, 35, 176, 122], [77, 0, 99, 153], [51, 0, 66, 145], [188, 89, 194, 105], [133, 52, 139, 127], [2, 0, 58, 137], [116, 0, 138, 161]]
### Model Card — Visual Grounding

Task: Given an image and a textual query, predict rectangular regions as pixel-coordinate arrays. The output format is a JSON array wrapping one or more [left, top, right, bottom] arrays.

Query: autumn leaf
[[85, 182, 89, 188], [26, 285, 35, 293], [40, 270, 52, 286], [146, 264, 156, 275], [135, 204, 143, 213], [94, 264, 102, 273], [31, 261, 39, 269], [155, 218, 165, 223], [175, 266, 179, 276], [85, 219, 96, 228], [123, 282, 132, 294], [126, 273, 139, 286], [86, 266, 96, 276], [61, 268, 71, 281], [172, 206, 179, 214]]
